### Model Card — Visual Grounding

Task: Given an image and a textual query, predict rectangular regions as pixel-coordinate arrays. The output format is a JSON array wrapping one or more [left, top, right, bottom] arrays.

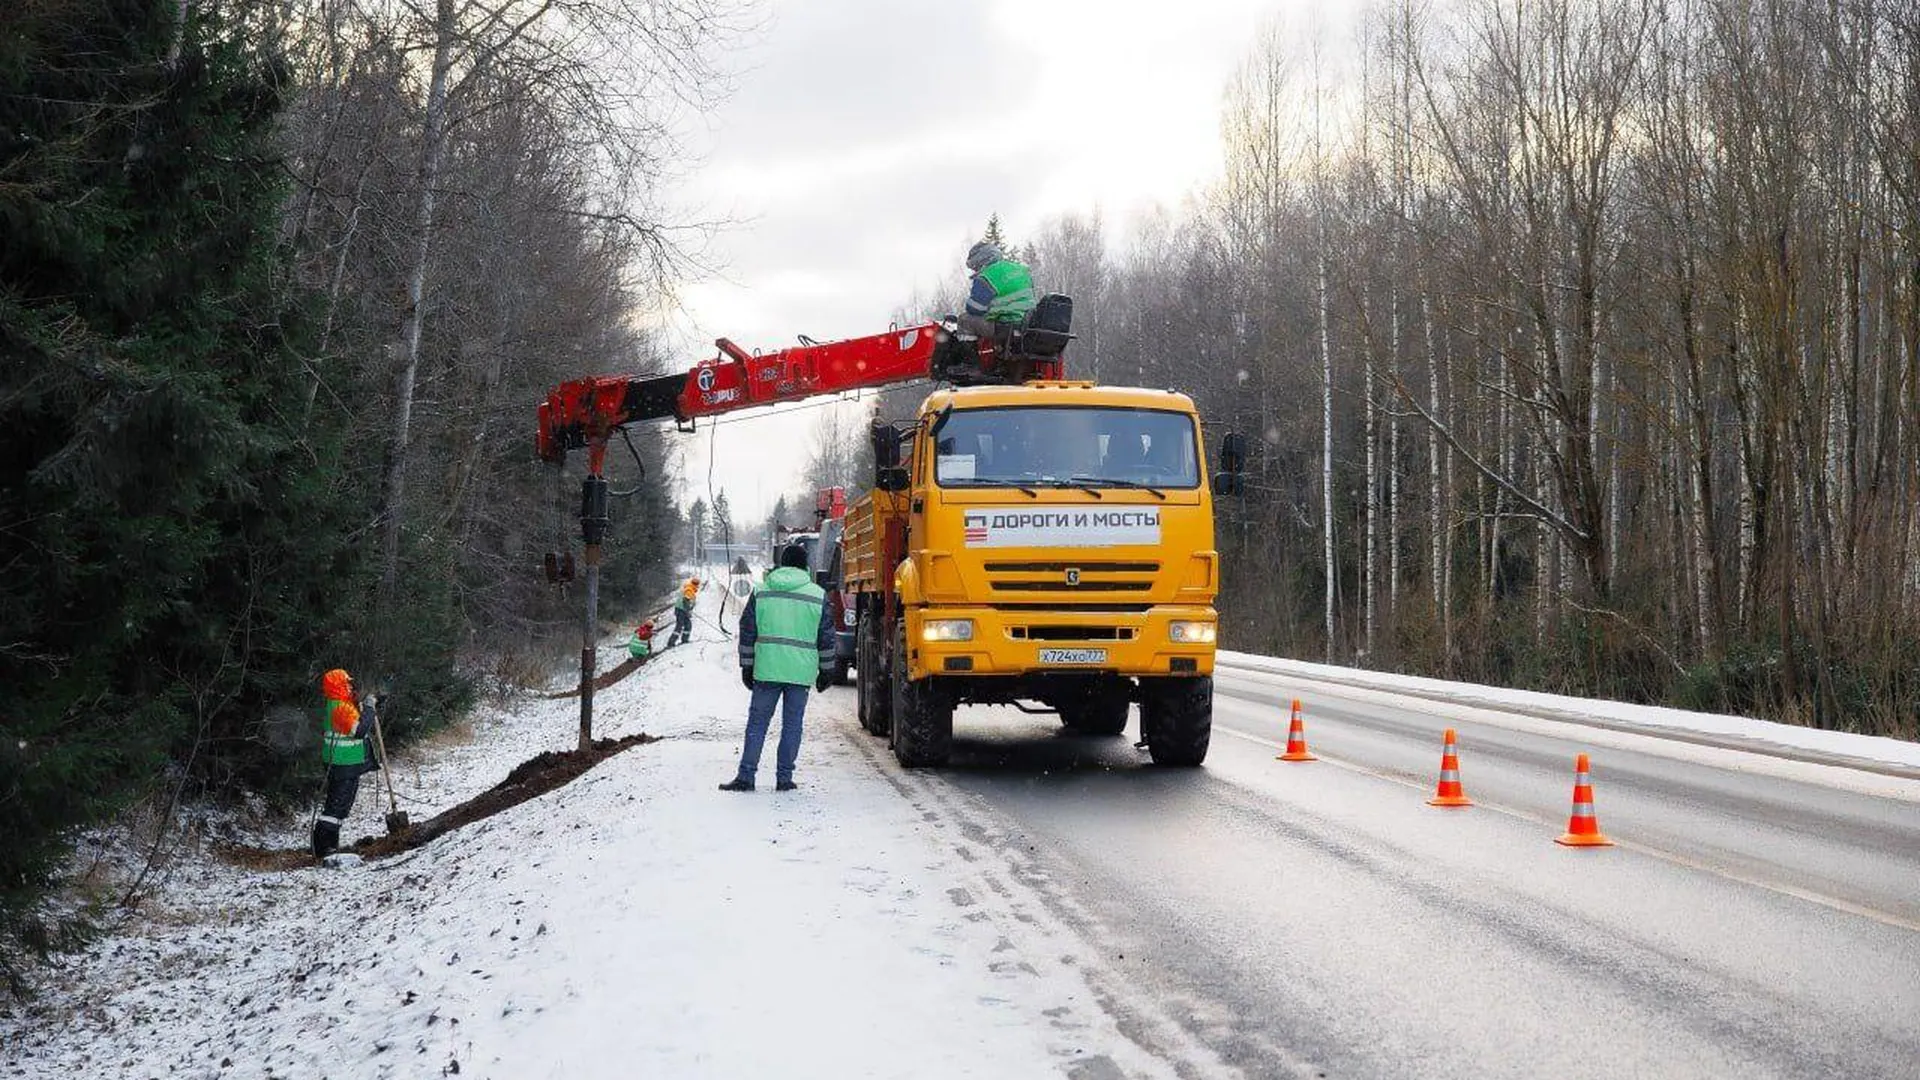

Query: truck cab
[[844, 381, 1234, 768]]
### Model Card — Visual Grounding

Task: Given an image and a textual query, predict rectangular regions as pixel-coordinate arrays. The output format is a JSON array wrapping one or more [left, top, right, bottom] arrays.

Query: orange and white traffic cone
[[1277, 698, 1316, 761], [1427, 728, 1473, 807], [1555, 753, 1614, 847]]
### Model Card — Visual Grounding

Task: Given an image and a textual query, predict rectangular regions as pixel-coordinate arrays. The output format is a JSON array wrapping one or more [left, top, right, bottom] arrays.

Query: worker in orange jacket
[[311, 668, 380, 858], [668, 577, 700, 647]]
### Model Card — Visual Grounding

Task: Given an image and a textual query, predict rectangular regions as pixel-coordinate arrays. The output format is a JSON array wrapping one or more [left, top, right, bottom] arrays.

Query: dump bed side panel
[[843, 490, 907, 595]]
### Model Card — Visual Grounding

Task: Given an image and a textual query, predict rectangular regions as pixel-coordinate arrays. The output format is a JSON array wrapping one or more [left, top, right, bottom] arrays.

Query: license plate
[[1039, 648, 1108, 665]]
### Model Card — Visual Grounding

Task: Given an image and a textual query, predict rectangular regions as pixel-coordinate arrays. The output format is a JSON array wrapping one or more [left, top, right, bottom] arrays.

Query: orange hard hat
[[321, 668, 353, 701]]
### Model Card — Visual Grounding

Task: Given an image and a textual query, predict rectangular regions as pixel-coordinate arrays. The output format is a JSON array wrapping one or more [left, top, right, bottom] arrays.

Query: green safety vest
[[980, 259, 1036, 323], [321, 699, 367, 767], [749, 567, 828, 685]]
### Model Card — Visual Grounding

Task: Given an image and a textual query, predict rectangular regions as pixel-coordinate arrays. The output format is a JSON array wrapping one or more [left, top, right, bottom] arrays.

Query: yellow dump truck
[[842, 380, 1245, 767]]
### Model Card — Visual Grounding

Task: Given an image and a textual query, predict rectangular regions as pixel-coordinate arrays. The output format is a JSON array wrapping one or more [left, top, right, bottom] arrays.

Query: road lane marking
[[1212, 724, 1920, 935]]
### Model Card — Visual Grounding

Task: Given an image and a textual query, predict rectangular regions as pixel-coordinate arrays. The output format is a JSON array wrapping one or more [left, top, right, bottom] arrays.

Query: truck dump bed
[[842, 489, 907, 594]]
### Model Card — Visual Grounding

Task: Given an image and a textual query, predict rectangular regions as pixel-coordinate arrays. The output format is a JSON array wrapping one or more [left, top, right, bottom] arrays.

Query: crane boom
[[536, 321, 1026, 466]]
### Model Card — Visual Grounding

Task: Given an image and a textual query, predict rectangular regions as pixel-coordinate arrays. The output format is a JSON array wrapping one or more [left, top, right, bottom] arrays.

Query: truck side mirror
[[1220, 431, 1247, 474], [1215, 432, 1246, 496], [872, 422, 909, 492]]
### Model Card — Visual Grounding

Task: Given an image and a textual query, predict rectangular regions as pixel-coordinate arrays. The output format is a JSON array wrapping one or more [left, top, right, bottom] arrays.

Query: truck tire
[[1057, 680, 1131, 736], [1139, 676, 1212, 767], [856, 615, 891, 737], [833, 660, 852, 687], [889, 628, 952, 767]]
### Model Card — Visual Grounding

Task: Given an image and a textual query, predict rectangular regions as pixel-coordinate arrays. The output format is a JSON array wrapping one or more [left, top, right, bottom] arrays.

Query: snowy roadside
[[1219, 650, 1920, 780], [2, 587, 1188, 1080]]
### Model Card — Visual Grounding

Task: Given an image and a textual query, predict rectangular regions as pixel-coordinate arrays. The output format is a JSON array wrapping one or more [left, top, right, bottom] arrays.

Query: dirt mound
[[222, 733, 658, 872]]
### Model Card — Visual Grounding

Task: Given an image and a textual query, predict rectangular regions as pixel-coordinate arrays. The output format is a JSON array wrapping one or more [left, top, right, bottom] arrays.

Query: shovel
[[367, 699, 409, 835]]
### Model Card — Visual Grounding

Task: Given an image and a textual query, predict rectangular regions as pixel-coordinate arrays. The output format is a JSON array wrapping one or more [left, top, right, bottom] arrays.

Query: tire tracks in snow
[[833, 718, 1250, 1080]]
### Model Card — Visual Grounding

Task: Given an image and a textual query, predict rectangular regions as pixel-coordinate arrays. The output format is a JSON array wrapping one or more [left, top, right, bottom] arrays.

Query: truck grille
[[985, 561, 1160, 596], [1009, 626, 1137, 641], [983, 561, 1159, 573], [992, 580, 1152, 592]]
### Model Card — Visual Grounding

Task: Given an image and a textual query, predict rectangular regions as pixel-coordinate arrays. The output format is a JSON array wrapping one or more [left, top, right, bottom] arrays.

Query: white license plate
[[1038, 648, 1108, 665]]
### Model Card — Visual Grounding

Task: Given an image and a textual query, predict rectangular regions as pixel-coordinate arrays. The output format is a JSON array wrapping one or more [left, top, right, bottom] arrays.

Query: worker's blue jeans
[[735, 681, 808, 785]]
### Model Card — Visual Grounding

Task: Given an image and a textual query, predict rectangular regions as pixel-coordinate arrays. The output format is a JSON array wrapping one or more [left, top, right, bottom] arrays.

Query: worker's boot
[[717, 778, 754, 792], [311, 818, 341, 859]]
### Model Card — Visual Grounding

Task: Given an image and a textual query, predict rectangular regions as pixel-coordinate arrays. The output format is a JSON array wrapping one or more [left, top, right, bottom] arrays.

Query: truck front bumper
[[904, 605, 1217, 679]]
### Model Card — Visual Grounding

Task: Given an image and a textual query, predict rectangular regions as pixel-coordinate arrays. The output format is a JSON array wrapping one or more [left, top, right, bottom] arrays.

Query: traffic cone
[[1427, 728, 1473, 807], [1555, 753, 1614, 847], [1277, 698, 1316, 761]]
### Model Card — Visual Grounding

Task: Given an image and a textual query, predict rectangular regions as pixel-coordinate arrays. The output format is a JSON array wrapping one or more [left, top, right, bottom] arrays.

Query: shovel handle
[[370, 709, 399, 813]]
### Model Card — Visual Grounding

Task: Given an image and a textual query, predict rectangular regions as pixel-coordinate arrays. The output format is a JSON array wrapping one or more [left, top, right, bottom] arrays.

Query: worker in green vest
[[627, 621, 655, 660], [667, 577, 699, 647], [311, 667, 380, 858], [957, 240, 1036, 341], [719, 543, 835, 792]]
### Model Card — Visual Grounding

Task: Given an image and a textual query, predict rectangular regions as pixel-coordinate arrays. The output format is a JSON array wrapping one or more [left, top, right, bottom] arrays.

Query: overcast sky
[[652, 0, 1311, 526]]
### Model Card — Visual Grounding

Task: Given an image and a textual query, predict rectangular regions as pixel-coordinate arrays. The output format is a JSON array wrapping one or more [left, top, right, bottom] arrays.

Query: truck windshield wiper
[[1028, 478, 1103, 498], [943, 477, 1038, 497], [1070, 475, 1166, 500]]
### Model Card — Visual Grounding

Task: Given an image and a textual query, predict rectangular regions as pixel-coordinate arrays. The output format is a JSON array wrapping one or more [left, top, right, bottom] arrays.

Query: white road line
[[1213, 723, 1920, 934]]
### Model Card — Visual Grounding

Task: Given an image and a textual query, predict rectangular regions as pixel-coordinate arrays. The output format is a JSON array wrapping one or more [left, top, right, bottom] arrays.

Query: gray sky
[[654, 0, 1297, 525]]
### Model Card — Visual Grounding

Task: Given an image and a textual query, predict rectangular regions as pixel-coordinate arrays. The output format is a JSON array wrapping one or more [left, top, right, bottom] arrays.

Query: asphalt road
[[845, 661, 1920, 1079]]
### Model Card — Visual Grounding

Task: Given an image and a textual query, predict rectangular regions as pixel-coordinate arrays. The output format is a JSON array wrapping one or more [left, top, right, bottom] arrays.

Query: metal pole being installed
[[578, 472, 609, 752]]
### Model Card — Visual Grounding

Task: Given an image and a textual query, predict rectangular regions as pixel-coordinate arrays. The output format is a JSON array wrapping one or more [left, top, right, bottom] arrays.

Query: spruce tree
[[0, 0, 369, 985], [983, 213, 1008, 248]]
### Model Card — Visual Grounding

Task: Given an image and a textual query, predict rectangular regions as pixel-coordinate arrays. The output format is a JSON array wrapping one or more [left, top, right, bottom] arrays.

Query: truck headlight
[[922, 619, 974, 642], [1168, 621, 1216, 644]]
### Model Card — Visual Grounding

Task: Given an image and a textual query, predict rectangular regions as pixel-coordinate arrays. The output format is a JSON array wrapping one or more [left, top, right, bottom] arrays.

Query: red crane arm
[[536, 322, 951, 467]]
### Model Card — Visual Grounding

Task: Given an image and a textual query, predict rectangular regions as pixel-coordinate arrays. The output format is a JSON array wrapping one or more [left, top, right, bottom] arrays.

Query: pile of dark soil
[[222, 733, 657, 871]]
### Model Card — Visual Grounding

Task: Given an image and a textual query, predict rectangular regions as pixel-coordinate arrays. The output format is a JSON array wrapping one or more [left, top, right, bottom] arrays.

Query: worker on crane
[[719, 543, 835, 793], [311, 668, 379, 859], [957, 241, 1036, 342], [668, 577, 700, 647]]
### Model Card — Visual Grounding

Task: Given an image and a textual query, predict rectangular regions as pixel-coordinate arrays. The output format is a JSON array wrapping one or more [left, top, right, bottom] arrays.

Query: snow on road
[[3, 591, 1181, 1080]]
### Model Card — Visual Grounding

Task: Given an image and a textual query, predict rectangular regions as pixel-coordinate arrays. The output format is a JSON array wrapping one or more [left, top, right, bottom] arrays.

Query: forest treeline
[[985, 0, 1919, 740], [0, 0, 740, 985]]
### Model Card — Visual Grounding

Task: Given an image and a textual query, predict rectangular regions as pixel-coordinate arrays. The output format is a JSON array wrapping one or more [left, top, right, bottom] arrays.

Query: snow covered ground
[[1220, 651, 1920, 777], [1, 586, 1188, 1080]]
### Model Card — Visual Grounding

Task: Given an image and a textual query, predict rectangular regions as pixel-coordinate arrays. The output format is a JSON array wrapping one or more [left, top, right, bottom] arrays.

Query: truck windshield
[[932, 406, 1200, 489]]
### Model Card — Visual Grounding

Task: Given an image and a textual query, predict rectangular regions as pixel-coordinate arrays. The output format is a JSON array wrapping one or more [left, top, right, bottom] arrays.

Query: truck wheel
[[833, 660, 852, 687], [856, 617, 891, 737], [890, 629, 952, 767], [1139, 676, 1211, 766], [1057, 680, 1130, 736]]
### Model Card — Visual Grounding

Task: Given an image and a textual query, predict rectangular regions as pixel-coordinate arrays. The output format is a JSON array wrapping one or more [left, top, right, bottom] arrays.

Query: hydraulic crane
[[537, 303, 1074, 749]]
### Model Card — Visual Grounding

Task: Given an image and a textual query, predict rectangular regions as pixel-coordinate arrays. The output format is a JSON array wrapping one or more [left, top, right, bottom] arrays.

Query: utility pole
[[577, 450, 610, 752]]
